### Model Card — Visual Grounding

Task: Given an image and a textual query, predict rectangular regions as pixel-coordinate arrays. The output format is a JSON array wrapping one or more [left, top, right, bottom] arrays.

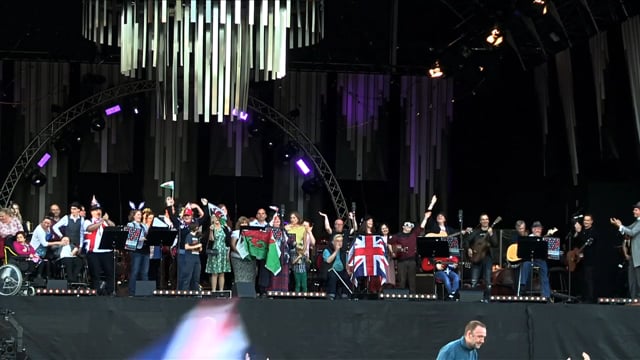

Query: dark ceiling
[[0, 1, 638, 76]]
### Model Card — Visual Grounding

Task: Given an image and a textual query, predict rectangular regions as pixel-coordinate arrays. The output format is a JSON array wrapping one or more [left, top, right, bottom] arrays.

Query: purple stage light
[[232, 108, 249, 121], [104, 105, 122, 116], [295, 158, 311, 175], [37, 153, 51, 168]]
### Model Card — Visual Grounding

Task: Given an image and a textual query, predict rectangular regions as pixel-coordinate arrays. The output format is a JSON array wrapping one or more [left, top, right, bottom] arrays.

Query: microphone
[[458, 209, 463, 223]]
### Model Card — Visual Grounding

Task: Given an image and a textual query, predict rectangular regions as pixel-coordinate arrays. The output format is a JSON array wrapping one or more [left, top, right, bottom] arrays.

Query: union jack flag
[[347, 235, 389, 286]]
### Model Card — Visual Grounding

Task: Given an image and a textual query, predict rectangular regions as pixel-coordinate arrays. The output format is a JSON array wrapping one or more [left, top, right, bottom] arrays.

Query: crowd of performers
[[1, 196, 639, 302]]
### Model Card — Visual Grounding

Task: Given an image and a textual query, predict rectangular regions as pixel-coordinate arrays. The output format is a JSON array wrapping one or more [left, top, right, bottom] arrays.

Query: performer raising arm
[[389, 195, 437, 293]]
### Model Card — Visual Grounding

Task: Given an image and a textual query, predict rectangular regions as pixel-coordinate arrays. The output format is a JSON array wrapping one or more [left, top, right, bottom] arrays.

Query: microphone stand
[[458, 211, 464, 286], [566, 225, 574, 301]]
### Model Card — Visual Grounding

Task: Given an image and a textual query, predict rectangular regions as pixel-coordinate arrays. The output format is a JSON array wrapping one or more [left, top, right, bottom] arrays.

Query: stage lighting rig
[[428, 61, 444, 78], [486, 28, 504, 47]]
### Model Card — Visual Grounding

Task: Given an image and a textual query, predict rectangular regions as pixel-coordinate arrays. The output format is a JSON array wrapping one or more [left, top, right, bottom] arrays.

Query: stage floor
[[0, 296, 638, 359]]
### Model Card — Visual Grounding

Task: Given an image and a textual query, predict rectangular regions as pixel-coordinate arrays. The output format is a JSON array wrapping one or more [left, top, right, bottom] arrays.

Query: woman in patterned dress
[[205, 214, 231, 291]]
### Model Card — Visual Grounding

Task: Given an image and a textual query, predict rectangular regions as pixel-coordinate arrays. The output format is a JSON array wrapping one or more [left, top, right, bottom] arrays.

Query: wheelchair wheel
[[0, 264, 24, 296]]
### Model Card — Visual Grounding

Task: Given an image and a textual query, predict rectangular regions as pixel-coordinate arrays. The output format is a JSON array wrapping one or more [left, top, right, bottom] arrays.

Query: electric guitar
[[421, 256, 471, 272], [506, 228, 558, 263], [567, 238, 593, 272]]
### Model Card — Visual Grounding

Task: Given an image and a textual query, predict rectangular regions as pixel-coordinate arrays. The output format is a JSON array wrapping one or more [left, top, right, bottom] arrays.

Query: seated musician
[[518, 221, 551, 299], [434, 257, 460, 300], [429, 213, 457, 236], [322, 234, 351, 300]]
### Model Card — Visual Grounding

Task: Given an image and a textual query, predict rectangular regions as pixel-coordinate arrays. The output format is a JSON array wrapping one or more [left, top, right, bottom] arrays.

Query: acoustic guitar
[[566, 238, 593, 272], [506, 228, 558, 263], [468, 216, 502, 263]]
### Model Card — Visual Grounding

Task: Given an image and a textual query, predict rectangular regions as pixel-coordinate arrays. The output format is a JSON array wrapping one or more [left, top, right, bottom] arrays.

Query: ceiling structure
[[0, 0, 638, 77]]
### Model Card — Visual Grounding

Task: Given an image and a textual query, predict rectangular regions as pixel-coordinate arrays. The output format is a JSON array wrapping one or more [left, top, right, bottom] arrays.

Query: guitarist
[[463, 213, 498, 302], [572, 215, 597, 303]]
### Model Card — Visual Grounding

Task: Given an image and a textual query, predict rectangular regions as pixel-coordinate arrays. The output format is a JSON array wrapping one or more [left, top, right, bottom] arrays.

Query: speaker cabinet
[[232, 282, 256, 298], [416, 273, 435, 294], [134, 280, 156, 296], [459, 289, 484, 302], [47, 279, 68, 290]]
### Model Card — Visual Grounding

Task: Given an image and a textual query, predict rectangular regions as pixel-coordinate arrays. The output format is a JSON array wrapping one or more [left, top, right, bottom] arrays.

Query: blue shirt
[[323, 248, 344, 271], [436, 336, 478, 360]]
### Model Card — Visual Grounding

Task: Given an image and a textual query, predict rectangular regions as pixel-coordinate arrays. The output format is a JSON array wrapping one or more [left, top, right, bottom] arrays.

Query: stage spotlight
[[295, 158, 311, 175], [54, 138, 71, 153], [301, 176, 323, 194], [486, 28, 504, 47], [104, 104, 121, 116], [232, 108, 249, 121], [28, 170, 47, 187], [428, 61, 444, 78], [37, 153, 51, 168], [280, 142, 298, 162], [288, 108, 300, 119], [91, 116, 106, 132], [533, 0, 548, 14], [248, 117, 266, 137]]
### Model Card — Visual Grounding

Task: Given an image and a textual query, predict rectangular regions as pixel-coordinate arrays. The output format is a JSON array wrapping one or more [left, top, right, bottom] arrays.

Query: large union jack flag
[[347, 235, 389, 285]]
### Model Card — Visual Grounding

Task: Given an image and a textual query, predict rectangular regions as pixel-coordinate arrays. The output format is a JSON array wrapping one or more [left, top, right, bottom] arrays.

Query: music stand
[[100, 226, 128, 295], [417, 237, 451, 297], [417, 237, 450, 259], [516, 236, 547, 296], [146, 228, 177, 290]]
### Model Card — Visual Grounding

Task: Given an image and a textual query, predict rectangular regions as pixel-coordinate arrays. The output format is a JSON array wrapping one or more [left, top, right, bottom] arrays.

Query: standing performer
[[611, 202, 640, 298], [83, 196, 116, 295], [572, 214, 597, 303], [389, 195, 437, 293], [463, 214, 498, 302]]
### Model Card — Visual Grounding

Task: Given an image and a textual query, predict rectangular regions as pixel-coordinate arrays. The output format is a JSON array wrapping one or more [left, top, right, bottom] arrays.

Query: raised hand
[[428, 195, 438, 210], [610, 218, 622, 227], [318, 211, 327, 217]]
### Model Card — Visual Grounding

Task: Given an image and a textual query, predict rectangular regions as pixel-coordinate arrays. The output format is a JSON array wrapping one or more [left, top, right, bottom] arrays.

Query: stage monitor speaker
[[459, 289, 483, 302], [233, 282, 256, 298], [382, 288, 410, 295], [134, 281, 156, 296], [416, 273, 435, 294], [47, 279, 68, 290]]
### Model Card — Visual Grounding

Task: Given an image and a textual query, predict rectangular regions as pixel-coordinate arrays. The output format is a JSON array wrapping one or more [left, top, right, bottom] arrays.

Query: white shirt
[[30, 225, 51, 251]]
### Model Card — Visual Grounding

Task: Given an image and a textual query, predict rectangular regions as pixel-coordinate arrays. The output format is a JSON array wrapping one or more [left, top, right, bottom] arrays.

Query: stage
[[0, 296, 639, 359]]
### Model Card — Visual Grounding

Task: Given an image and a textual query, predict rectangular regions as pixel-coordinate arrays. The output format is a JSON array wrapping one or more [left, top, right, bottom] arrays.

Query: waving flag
[[348, 235, 389, 286], [241, 227, 281, 276], [160, 180, 175, 190]]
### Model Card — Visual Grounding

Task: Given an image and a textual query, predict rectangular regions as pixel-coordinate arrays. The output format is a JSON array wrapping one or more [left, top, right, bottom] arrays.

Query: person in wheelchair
[[11, 231, 45, 277]]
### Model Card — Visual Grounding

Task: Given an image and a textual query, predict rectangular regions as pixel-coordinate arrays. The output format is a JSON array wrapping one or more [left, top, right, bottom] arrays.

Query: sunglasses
[[403, 222, 414, 228]]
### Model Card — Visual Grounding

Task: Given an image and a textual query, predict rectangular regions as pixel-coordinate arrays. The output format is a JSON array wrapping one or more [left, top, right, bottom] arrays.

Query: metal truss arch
[[248, 97, 349, 219], [1, 80, 348, 220], [0, 80, 158, 207]]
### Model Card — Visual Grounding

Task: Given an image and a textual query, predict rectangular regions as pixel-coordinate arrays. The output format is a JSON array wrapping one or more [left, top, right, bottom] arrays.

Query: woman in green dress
[[205, 214, 231, 291]]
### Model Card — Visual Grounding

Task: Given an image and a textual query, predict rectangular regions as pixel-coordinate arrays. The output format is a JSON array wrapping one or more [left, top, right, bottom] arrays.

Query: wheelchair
[[1, 236, 37, 296]]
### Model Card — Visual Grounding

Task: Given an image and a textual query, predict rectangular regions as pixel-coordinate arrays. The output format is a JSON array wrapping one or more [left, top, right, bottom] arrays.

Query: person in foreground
[[436, 320, 487, 360]]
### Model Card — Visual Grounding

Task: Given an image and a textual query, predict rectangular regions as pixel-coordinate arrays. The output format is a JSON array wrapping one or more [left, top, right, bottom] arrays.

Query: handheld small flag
[[160, 180, 175, 190]]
